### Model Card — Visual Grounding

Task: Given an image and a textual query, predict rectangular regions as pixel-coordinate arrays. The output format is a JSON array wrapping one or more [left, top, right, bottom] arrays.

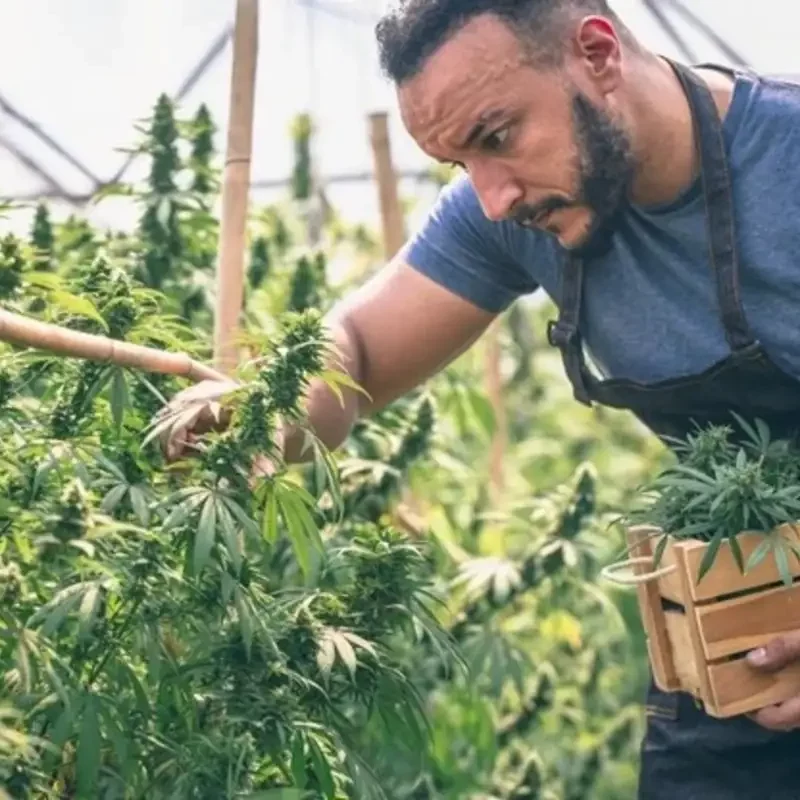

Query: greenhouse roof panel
[[0, 0, 797, 204]]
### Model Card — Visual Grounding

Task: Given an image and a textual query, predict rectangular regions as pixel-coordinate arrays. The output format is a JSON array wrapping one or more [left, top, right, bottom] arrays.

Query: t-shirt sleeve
[[399, 174, 538, 313]]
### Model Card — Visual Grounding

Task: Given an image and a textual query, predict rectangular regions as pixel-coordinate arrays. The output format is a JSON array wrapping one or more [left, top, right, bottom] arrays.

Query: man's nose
[[470, 163, 524, 222]]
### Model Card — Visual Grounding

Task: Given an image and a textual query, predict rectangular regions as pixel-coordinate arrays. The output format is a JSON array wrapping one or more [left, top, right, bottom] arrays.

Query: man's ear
[[571, 15, 623, 94]]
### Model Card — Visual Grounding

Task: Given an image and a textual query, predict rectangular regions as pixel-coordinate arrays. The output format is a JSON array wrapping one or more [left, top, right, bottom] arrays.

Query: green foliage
[[0, 99, 667, 800], [29, 205, 54, 272], [0, 234, 25, 299], [148, 94, 181, 196], [624, 416, 800, 584], [53, 216, 99, 271], [291, 114, 314, 202], [0, 252, 449, 798], [190, 103, 216, 197], [138, 94, 183, 291], [115, 94, 221, 322], [288, 250, 327, 313], [248, 236, 271, 290]]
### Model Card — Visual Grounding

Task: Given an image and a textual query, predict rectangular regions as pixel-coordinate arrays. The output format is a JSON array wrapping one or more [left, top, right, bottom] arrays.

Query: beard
[[514, 91, 636, 255]]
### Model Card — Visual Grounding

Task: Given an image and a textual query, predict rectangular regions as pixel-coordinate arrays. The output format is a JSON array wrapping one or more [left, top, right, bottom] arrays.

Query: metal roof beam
[[0, 134, 82, 206], [0, 93, 103, 187], [662, 0, 750, 68], [0, 168, 440, 204], [641, 0, 699, 63], [104, 24, 234, 188]]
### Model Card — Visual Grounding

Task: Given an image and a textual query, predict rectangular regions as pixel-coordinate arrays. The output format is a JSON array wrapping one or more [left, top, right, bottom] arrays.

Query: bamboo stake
[[213, 0, 259, 374], [0, 308, 226, 383], [368, 112, 405, 260], [485, 319, 507, 501]]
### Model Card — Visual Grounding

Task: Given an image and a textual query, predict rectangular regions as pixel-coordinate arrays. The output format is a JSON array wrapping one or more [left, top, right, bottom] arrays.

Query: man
[[162, 0, 800, 795]]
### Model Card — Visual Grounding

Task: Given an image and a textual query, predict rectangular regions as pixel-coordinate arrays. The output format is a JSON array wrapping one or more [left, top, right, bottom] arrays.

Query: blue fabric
[[401, 69, 800, 385]]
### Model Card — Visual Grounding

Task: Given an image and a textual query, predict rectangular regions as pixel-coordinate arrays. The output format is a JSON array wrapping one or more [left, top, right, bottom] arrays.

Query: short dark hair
[[375, 0, 622, 84]]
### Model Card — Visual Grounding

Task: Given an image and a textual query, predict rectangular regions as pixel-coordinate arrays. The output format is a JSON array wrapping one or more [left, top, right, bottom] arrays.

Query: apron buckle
[[547, 319, 577, 349]]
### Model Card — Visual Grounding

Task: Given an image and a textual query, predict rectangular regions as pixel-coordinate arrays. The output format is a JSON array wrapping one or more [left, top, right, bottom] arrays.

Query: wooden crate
[[619, 524, 800, 718]]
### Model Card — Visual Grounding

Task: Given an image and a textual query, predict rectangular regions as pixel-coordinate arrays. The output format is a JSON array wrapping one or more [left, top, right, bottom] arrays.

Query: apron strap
[[668, 60, 756, 352], [547, 256, 594, 406]]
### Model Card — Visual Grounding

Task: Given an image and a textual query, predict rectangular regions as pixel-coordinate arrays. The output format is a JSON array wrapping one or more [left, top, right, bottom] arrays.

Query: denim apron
[[547, 60, 800, 798]]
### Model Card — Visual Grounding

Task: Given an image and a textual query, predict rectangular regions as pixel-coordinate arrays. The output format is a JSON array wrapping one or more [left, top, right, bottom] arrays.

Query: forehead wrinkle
[[403, 58, 521, 157], [399, 15, 530, 122]]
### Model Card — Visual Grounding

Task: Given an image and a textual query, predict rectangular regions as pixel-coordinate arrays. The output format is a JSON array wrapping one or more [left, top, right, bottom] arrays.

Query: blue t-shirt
[[401, 68, 800, 385]]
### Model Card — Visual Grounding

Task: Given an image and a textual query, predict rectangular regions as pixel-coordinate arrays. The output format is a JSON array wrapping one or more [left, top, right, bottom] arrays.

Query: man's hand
[[153, 379, 285, 480], [153, 378, 240, 461], [747, 634, 800, 730]]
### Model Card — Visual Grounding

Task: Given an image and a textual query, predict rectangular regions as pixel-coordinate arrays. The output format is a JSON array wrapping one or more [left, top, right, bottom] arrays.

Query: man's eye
[[483, 128, 509, 151]]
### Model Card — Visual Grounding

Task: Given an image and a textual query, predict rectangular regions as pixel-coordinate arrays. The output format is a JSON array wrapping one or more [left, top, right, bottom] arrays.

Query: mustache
[[511, 197, 573, 225]]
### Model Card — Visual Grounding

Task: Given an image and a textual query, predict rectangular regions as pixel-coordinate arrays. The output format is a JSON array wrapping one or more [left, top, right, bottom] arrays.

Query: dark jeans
[[638, 680, 800, 799]]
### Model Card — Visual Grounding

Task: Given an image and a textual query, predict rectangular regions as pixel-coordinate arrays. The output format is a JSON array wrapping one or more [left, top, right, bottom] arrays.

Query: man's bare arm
[[282, 255, 496, 461]]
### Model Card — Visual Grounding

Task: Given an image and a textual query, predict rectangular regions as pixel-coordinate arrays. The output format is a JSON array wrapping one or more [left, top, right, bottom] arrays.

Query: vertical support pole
[[368, 112, 405, 260], [213, 0, 259, 374], [485, 319, 506, 500]]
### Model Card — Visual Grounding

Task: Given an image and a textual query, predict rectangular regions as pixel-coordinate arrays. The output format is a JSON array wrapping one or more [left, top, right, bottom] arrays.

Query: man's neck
[[627, 56, 734, 209]]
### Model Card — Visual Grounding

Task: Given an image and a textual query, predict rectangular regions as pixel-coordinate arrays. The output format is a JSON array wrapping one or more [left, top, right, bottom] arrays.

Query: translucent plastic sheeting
[[0, 0, 797, 224]]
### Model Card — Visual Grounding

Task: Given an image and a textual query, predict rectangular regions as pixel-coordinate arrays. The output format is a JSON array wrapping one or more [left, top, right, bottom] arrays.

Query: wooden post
[[368, 112, 405, 260], [484, 319, 507, 500], [213, 0, 259, 374]]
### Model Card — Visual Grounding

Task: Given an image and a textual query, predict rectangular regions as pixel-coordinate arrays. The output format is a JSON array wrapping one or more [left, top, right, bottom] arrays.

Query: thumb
[[747, 632, 800, 671]]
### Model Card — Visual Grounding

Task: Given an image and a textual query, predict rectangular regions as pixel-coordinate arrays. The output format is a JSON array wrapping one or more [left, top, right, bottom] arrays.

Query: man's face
[[398, 14, 635, 250]]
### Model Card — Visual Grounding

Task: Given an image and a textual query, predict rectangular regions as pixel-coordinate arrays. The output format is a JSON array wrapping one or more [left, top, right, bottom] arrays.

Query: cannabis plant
[[29, 205, 54, 272], [119, 95, 221, 323], [0, 96, 664, 798], [137, 94, 183, 291], [624, 415, 800, 584], [189, 104, 216, 198], [247, 235, 270, 291], [291, 113, 314, 202], [0, 251, 452, 799]]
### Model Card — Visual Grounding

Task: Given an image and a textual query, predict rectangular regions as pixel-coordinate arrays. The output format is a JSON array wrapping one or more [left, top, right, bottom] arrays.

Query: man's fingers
[[747, 632, 800, 672], [157, 397, 234, 462], [746, 633, 800, 732], [153, 379, 241, 462], [160, 405, 206, 460], [170, 379, 240, 405], [750, 695, 800, 731]]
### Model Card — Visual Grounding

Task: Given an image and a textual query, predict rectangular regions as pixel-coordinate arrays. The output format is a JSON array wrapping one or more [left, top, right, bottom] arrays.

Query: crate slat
[[663, 609, 701, 696], [706, 657, 800, 719], [628, 527, 680, 691], [675, 544, 716, 708], [677, 526, 800, 603], [695, 581, 800, 660]]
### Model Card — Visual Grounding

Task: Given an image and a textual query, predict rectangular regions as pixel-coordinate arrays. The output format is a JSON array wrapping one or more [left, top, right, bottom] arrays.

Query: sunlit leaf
[[77, 584, 101, 641], [129, 485, 150, 526], [194, 495, 217, 575], [262, 482, 279, 544], [49, 290, 108, 329], [331, 630, 358, 678], [217, 500, 243, 575], [317, 633, 336, 677], [111, 367, 129, 431]]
